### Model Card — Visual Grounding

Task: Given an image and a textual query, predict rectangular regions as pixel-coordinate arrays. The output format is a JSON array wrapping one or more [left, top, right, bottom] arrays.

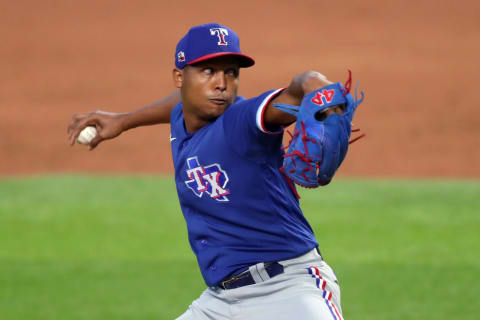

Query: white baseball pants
[[176, 248, 343, 320]]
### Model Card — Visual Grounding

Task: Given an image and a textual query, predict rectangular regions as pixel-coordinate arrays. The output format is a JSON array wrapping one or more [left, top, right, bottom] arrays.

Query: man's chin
[[207, 103, 230, 117]]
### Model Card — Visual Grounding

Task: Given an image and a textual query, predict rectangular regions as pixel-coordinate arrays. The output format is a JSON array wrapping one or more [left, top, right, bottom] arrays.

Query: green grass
[[0, 176, 479, 319]]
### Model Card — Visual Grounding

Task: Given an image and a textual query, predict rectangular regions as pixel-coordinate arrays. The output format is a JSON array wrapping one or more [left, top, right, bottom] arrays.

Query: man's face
[[177, 56, 240, 124]]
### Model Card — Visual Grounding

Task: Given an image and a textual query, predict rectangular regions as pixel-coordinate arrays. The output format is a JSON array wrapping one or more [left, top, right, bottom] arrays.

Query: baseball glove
[[274, 71, 365, 197]]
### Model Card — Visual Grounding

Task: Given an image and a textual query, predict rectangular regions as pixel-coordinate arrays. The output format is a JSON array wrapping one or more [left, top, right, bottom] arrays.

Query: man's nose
[[214, 72, 227, 91]]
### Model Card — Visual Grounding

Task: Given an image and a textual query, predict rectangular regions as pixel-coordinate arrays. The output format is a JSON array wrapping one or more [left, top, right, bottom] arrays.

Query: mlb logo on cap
[[177, 51, 185, 62], [175, 23, 255, 69]]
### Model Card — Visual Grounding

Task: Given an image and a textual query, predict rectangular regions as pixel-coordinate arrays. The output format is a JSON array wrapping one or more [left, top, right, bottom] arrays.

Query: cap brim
[[187, 52, 255, 68]]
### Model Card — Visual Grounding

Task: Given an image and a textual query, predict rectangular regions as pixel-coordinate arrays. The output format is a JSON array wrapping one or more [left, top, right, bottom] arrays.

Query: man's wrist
[[118, 112, 134, 132], [302, 72, 333, 95]]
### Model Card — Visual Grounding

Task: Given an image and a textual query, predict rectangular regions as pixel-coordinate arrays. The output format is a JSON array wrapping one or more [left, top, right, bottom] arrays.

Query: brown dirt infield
[[1, 0, 479, 178]]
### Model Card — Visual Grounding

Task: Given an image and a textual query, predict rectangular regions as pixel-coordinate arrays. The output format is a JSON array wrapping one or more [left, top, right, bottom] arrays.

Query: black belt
[[219, 262, 284, 290]]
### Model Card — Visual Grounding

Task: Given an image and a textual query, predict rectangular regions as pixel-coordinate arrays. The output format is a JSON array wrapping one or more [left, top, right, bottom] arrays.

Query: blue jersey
[[169, 89, 318, 287]]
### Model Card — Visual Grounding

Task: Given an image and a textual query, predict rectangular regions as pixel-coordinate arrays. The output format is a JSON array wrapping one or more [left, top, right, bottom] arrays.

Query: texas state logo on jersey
[[185, 156, 230, 202]]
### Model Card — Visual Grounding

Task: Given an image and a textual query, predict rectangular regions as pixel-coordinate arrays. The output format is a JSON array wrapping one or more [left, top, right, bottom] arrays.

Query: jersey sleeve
[[254, 89, 285, 134], [222, 89, 286, 161]]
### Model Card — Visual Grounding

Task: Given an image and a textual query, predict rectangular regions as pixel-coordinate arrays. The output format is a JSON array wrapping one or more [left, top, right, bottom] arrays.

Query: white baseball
[[76, 126, 97, 145]]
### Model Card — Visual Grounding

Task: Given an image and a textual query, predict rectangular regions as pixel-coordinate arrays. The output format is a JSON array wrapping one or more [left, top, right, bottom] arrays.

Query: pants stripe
[[331, 300, 342, 320], [307, 267, 343, 320], [325, 300, 338, 320]]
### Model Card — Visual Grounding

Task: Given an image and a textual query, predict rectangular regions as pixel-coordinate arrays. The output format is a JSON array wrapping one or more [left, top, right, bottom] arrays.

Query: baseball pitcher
[[68, 23, 364, 320]]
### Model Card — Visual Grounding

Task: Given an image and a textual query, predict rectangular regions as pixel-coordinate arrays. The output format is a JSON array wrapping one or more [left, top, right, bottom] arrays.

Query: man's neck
[[183, 112, 209, 134]]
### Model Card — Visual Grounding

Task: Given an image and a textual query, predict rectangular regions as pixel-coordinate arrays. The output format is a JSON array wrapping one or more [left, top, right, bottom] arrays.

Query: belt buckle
[[220, 269, 249, 289]]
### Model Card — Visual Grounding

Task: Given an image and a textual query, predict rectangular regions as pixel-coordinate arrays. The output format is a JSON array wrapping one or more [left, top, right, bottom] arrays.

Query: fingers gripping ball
[[76, 126, 98, 145], [274, 72, 365, 192]]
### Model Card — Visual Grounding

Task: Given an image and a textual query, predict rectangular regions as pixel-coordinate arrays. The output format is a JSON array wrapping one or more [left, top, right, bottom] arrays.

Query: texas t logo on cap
[[210, 27, 228, 46], [174, 23, 255, 69]]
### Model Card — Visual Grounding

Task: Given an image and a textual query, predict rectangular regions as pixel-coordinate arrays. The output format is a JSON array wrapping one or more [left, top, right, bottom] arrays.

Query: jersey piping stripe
[[307, 267, 343, 320], [255, 88, 285, 134]]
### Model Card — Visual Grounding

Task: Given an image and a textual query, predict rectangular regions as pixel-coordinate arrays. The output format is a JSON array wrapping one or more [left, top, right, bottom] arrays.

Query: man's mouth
[[209, 98, 228, 105]]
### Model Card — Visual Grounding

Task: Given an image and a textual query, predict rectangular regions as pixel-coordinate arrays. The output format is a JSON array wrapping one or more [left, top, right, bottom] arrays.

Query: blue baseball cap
[[175, 23, 255, 69]]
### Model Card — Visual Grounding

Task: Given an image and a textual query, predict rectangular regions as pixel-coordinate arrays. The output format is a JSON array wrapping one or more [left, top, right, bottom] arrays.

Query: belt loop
[[256, 263, 271, 282], [248, 262, 270, 283]]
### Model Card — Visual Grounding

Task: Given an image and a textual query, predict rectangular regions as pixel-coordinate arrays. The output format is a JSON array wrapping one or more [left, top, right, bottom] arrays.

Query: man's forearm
[[121, 90, 181, 131]]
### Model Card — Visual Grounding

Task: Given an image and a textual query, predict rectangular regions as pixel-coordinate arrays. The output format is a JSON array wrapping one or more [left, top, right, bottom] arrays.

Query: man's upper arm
[[263, 87, 303, 127], [222, 90, 286, 160], [263, 71, 334, 127]]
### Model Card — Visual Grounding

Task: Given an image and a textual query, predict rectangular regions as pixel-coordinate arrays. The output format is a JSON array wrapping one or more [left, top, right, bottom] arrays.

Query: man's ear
[[172, 68, 183, 88]]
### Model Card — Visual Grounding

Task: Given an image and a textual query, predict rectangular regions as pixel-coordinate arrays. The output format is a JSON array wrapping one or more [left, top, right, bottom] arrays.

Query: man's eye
[[226, 69, 238, 77], [203, 68, 213, 75]]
